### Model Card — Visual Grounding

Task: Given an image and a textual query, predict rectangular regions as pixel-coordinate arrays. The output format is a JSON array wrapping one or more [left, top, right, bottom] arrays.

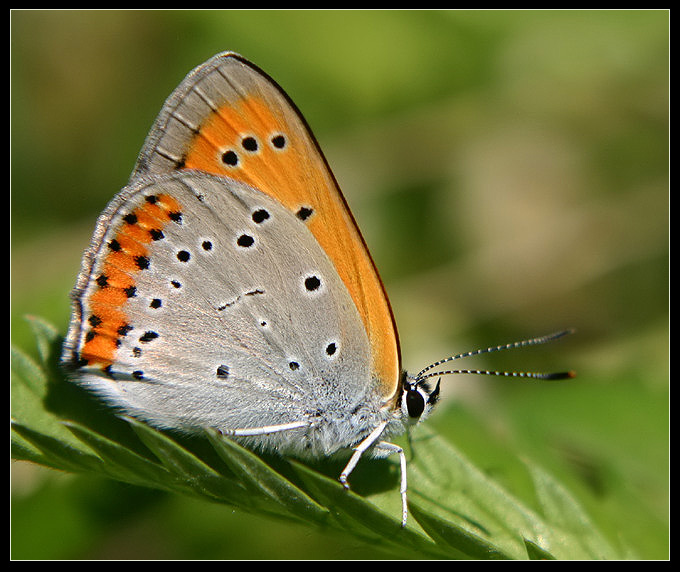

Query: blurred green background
[[11, 10, 668, 559]]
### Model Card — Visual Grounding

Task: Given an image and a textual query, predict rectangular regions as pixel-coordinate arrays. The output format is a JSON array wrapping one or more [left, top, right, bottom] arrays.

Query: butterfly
[[62, 52, 574, 526]]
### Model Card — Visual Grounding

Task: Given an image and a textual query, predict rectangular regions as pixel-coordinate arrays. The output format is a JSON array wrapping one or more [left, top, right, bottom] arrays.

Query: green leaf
[[205, 428, 330, 525], [524, 538, 557, 560], [25, 315, 62, 370], [11, 344, 48, 398], [525, 462, 619, 559], [405, 429, 549, 559], [403, 429, 620, 560], [11, 343, 92, 456], [63, 421, 177, 489], [11, 421, 104, 475], [11, 316, 622, 559], [408, 502, 512, 560], [291, 461, 450, 559], [125, 417, 248, 506], [11, 437, 54, 468]]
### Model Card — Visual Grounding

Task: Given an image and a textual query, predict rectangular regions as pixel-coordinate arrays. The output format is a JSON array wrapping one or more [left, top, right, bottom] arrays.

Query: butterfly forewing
[[131, 52, 400, 401]]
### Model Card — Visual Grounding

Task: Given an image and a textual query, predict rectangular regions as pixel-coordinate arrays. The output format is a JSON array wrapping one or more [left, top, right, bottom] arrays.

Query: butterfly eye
[[405, 386, 425, 419]]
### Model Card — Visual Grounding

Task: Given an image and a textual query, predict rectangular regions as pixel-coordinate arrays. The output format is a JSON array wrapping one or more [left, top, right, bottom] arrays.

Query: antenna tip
[[548, 370, 577, 380]]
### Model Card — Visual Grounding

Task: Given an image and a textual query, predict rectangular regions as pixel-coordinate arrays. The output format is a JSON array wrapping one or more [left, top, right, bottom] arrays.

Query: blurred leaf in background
[[11, 10, 668, 559]]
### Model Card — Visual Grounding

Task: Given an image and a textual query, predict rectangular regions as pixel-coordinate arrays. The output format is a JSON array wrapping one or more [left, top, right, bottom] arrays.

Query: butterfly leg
[[218, 420, 309, 436], [374, 440, 408, 527], [339, 421, 388, 488], [339, 421, 409, 526]]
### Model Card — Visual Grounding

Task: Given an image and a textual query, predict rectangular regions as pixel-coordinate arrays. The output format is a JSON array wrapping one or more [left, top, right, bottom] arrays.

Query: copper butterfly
[[62, 52, 574, 526]]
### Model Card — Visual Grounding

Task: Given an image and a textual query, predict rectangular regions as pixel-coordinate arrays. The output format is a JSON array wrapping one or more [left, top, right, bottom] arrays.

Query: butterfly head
[[398, 371, 441, 426]]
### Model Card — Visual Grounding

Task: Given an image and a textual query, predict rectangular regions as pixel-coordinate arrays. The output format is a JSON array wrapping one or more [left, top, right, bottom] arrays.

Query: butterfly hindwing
[[64, 171, 376, 452]]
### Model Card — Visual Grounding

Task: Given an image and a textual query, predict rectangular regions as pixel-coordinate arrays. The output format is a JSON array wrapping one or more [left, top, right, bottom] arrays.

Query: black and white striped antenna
[[415, 329, 577, 385]]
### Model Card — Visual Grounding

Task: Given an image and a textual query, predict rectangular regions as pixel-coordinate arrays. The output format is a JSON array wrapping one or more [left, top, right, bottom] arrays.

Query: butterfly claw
[[338, 474, 351, 490]]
